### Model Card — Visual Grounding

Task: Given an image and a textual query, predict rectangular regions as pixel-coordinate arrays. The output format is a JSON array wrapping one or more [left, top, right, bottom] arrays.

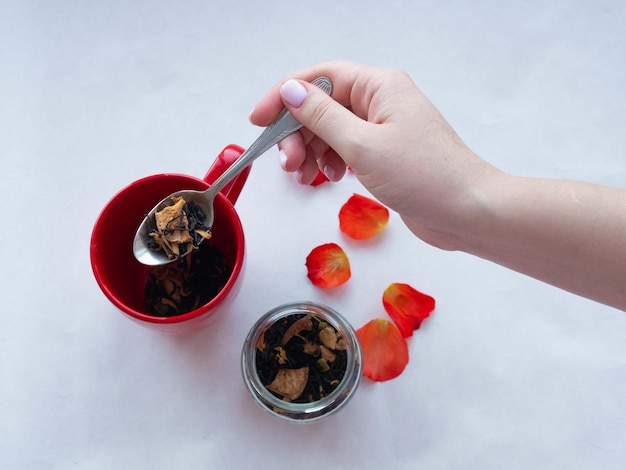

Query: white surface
[[2, 1, 626, 468]]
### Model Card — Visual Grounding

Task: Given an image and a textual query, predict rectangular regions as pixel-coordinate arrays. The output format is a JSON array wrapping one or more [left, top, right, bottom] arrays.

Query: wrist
[[398, 157, 507, 253], [451, 166, 521, 260]]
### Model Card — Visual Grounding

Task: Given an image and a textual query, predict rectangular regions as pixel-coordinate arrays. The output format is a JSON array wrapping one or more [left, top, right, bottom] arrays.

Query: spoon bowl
[[133, 76, 333, 266], [132, 188, 214, 265]]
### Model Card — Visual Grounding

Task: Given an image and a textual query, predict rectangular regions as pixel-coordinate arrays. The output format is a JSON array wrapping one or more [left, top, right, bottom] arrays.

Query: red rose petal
[[305, 243, 351, 288], [339, 193, 389, 239], [310, 170, 329, 186], [356, 318, 409, 382], [383, 283, 436, 338]]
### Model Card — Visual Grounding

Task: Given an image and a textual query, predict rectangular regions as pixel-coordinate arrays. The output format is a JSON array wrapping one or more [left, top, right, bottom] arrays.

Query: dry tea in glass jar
[[242, 302, 362, 423]]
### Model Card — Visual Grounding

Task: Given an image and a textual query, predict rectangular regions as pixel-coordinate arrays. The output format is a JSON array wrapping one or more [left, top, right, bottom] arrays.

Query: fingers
[[277, 133, 305, 172], [278, 78, 366, 163], [296, 150, 322, 185], [317, 147, 347, 182], [278, 132, 347, 184], [249, 61, 383, 184]]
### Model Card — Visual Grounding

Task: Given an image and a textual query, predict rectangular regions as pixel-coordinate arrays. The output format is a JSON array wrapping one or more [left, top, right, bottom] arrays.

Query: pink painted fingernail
[[279, 149, 288, 170], [295, 168, 304, 184], [280, 79, 308, 108], [323, 164, 336, 182]]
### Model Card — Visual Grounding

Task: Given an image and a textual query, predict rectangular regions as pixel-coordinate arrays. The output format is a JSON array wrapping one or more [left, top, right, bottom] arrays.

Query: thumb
[[279, 78, 366, 159]]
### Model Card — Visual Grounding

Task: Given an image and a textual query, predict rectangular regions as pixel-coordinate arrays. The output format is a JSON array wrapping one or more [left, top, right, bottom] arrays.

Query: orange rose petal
[[356, 319, 409, 382], [305, 243, 351, 288], [339, 193, 389, 239], [383, 283, 436, 338]]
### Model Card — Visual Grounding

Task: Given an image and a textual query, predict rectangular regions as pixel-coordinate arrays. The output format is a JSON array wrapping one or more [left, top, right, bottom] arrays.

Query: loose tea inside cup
[[143, 243, 230, 317], [242, 302, 362, 423]]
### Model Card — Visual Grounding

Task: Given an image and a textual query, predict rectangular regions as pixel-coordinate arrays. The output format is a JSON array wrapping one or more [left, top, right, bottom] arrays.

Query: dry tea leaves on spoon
[[148, 196, 212, 260]]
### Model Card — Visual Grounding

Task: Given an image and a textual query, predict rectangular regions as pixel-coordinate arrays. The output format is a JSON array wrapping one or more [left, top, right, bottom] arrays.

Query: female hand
[[251, 61, 626, 309], [249, 61, 498, 250]]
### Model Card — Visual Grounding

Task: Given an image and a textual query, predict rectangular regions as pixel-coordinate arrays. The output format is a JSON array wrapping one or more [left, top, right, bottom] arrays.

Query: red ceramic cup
[[90, 144, 250, 334]]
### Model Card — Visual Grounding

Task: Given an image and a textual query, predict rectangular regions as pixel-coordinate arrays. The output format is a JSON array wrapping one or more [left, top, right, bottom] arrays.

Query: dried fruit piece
[[302, 341, 320, 356], [266, 367, 309, 402], [148, 196, 212, 260], [281, 313, 313, 345], [356, 319, 409, 382], [256, 329, 267, 352], [305, 243, 351, 288], [274, 346, 289, 365], [383, 283, 435, 338], [339, 193, 389, 239], [320, 345, 336, 363], [319, 326, 338, 349], [335, 338, 347, 351]]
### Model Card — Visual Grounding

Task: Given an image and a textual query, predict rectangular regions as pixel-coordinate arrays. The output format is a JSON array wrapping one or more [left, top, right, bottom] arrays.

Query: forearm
[[461, 173, 626, 310]]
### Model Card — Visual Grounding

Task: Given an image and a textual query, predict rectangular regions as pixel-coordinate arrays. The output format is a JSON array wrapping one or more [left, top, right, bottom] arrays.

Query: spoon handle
[[207, 76, 333, 196]]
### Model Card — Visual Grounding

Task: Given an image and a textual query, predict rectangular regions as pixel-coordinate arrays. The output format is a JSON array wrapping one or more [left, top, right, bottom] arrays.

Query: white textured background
[[1, 1, 625, 468]]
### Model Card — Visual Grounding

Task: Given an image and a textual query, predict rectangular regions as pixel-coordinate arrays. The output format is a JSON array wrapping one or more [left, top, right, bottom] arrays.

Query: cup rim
[[90, 172, 245, 324]]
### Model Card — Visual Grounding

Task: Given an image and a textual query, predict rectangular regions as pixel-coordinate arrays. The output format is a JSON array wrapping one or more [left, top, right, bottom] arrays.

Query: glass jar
[[241, 301, 362, 423]]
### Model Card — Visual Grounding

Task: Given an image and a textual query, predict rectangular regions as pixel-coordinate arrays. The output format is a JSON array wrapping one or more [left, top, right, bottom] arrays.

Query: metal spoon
[[133, 76, 333, 266]]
